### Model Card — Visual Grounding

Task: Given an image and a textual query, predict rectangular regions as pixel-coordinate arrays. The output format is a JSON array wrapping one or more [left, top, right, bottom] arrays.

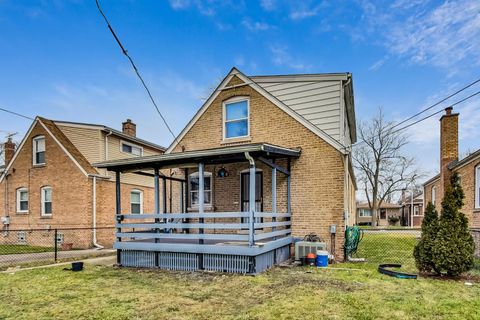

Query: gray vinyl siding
[[256, 80, 342, 142]]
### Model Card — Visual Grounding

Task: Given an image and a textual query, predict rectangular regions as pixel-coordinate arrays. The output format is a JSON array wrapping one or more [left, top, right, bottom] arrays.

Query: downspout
[[92, 176, 104, 249], [344, 151, 350, 229]]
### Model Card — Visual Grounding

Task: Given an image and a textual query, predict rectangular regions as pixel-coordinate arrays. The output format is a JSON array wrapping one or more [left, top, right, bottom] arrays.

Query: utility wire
[[390, 77, 480, 130], [0, 107, 34, 121], [95, 0, 180, 146]]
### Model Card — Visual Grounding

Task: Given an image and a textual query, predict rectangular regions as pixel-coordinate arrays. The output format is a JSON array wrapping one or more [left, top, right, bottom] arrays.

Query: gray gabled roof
[[448, 148, 480, 170]]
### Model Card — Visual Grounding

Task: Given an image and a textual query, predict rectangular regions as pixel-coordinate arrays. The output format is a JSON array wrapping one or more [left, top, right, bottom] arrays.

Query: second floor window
[[41, 186, 52, 216], [16, 188, 29, 213], [121, 141, 143, 156], [130, 190, 143, 214], [33, 136, 45, 165], [224, 98, 249, 139]]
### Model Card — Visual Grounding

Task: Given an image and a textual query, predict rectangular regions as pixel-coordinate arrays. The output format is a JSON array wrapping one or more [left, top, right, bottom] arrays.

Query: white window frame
[[189, 171, 213, 208], [431, 186, 436, 205], [16, 187, 29, 213], [359, 208, 372, 217], [130, 189, 143, 214], [120, 140, 144, 157], [41, 186, 52, 216], [413, 205, 421, 216], [222, 97, 250, 140], [475, 165, 480, 209], [32, 135, 46, 166]]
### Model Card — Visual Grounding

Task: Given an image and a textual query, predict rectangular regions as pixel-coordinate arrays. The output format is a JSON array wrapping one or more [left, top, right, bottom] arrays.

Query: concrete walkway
[[0, 249, 115, 267]]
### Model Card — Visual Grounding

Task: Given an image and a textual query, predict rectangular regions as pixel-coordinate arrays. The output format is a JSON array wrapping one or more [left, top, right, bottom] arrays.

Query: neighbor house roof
[[0, 117, 99, 182], [357, 202, 402, 209], [52, 119, 166, 151], [95, 143, 301, 172], [166, 68, 356, 154]]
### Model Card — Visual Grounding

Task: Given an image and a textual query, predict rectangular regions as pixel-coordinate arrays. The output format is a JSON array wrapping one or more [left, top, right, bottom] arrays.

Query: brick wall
[[171, 76, 351, 259]]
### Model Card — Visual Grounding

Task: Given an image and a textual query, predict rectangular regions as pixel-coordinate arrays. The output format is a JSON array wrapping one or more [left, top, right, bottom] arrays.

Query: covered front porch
[[96, 143, 300, 274]]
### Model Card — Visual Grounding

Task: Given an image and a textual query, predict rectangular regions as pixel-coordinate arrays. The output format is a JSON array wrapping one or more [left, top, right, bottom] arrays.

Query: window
[[431, 186, 436, 205], [223, 98, 249, 139], [359, 208, 372, 217], [121, 141, 143, 156], [41, 186, 52, 216], [33, 135, 45, 165], [16, 188, 28, 213], [476, 166, 480, 209], [189, 172, 212, 207], [130, 190, 143, 214], [380, 208, 387, 220], [413, 206, 420, 216]]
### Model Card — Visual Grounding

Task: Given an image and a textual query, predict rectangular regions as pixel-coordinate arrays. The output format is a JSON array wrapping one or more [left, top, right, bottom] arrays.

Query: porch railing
[[114, 211, 292, 256]]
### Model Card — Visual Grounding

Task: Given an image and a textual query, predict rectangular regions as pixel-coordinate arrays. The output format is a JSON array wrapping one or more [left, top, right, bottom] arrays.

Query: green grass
[[1, 264, 480, 319], [0, 245, 54, 255]]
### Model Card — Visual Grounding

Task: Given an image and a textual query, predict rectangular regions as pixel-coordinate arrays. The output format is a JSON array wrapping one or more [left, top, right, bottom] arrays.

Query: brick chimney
[[4, 137, 15, 166], [122, 119, 136, 137], [439, 106, 459, 191]]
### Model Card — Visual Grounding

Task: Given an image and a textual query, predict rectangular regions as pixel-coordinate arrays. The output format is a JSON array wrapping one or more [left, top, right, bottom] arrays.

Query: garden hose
[[344, 226, 363, 258]]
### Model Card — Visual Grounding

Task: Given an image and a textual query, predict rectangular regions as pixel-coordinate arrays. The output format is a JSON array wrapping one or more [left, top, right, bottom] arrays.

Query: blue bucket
[[316, 250, 328, 268]]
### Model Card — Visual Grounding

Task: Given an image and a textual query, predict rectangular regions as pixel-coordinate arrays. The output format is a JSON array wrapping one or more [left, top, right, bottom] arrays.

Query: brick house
[[0, 117, 164, 248], [423, 107, 480, 228], [95, 67, 357, 272], [356, 202, 402, 226], [399, 192, 424, 227]]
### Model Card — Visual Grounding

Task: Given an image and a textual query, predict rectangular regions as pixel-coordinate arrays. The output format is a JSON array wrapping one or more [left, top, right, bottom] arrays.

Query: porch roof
[[94, 143, 301, 172]]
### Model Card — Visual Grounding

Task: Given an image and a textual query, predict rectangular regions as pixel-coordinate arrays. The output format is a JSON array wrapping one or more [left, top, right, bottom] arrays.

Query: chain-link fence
[[0, 227, 116, 268]]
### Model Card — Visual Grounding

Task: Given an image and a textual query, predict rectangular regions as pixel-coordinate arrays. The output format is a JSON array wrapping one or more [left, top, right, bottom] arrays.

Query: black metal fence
[[0, 227, 116, 268]]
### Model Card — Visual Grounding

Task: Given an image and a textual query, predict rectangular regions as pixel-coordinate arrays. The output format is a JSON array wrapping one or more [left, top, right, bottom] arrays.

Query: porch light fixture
[[217, 166, 229, 178]]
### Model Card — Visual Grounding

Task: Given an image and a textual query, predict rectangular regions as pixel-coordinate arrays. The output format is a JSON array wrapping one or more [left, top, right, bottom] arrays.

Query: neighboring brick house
[[399, 192, 424, 227], [356, 202, 402, 226], [423, 107, 480, 228], [0, 117, 164, 248], [96, 67, 358, 265]]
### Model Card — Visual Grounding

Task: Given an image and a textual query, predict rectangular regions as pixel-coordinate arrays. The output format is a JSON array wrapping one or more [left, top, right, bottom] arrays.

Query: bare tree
[[353, 109, 420, 226]]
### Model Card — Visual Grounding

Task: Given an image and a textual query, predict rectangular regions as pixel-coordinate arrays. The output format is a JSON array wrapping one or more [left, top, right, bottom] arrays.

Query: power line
[[391, 77, 480, 130], [95, 0, 180, 146], [0, 107, 34, 121]]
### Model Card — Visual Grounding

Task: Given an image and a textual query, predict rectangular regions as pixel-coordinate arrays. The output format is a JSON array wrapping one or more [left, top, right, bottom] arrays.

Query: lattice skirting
[[119, 245, 291, 274]]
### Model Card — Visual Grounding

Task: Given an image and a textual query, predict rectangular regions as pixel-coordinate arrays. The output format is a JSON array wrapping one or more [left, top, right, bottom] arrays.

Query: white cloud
[[260, 0, 276, 11], [168, 0, 216, 16], [369, 56, 389, 71], [242, 19, 274, 31], [289, 3, 325, 21], [270, 45, 311, 71]]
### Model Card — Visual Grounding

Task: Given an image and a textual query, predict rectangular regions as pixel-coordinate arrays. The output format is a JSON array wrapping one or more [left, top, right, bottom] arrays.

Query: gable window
[[359, 209, 372, 217], [223, 98, 249, 139], [431, 186, 436, 205], [475, 165, 480, 209], [189, 172, 212, 207], [41, 186, 52, 216], [33, 135, 45, 165], [130, 190, 143, 214], [16, 188, 29, 213], [121, 141, 143, 156]]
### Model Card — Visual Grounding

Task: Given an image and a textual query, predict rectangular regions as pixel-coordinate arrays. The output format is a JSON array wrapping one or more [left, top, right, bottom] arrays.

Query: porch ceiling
[[94, 143, 301, 172]]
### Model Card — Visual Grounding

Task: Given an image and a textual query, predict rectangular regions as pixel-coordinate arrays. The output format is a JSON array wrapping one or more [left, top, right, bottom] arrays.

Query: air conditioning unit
[[295, 241, 327, 260]]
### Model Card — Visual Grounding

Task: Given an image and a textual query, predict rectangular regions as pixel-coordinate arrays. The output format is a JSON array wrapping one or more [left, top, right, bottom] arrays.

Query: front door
[[240, 171, 263, 223]]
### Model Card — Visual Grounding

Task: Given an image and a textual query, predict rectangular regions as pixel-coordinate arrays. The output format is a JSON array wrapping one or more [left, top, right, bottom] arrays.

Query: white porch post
[[198, 162, 205, 245], [271, 166, 277, 235], [249, 162, 256, 247], [154, 169, 160, 215]]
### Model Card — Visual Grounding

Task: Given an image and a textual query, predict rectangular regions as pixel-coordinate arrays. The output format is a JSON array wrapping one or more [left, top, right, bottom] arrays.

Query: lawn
[[1, 264, 480, 320], [0, 245, 54, 255]]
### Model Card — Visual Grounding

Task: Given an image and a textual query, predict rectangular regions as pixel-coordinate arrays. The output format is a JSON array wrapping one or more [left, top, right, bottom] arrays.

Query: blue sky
[[0, 0, 479, 181]]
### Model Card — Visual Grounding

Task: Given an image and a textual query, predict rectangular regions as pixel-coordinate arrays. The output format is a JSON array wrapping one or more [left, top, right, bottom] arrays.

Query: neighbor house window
[[130, 190, 143, 214], [413, 206, 420, 216], [121, 141, 143, 156], [380, 208, 387, 220], [41, 186, 52, 216], [189, 172, 212, 207], [33, 135, 45, 165], [359, 208, 372, 217], [223, 98, 249, 139], [431, 186, 436, 205], [475, 165, 480, 209], [16, 188, 29, 213]]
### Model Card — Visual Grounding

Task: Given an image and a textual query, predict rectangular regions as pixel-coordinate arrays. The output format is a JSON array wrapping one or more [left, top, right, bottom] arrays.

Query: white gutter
[[92, 176, 103, 249], [344, 151, 350, 229]]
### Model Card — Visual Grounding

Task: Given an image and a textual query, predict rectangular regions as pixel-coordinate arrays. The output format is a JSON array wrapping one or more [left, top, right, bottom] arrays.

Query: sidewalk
[[0, 249, 115, 267]]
